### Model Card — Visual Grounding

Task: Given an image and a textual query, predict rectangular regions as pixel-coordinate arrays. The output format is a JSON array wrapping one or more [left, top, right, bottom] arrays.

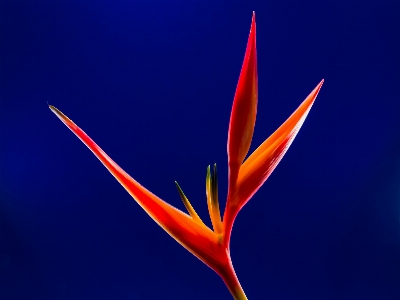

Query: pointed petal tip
[[251, 12, 256, 31], [313, 79, 324, 97], [49, 105, 61, 116], [305, 79, 324, 104], [49, 105, 68, 120]]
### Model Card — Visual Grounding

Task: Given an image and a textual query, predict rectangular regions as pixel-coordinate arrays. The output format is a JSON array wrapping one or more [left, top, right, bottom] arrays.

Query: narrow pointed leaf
[[227, 12, 258, 194], [206, 165, 223, 234], [175, 181, 204, 224], [236, 80, 324, 208], [49, 106, 227, 268], [211, 164, 222, 234]]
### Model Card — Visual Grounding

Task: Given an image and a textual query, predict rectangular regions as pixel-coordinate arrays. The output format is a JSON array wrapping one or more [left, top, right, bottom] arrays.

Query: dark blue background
[[1, 1, 400, 299]]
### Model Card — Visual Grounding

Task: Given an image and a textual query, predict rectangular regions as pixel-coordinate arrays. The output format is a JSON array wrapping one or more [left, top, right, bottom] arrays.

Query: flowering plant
[[50, 12, 323, 299]]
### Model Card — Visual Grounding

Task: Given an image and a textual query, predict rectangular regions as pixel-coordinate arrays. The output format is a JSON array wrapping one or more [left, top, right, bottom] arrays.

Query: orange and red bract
[[50, 12, 323, 300]]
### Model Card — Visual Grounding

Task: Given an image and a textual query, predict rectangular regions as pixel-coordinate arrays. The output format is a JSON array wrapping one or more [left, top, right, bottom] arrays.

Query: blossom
[[50, 12, 323, 299]]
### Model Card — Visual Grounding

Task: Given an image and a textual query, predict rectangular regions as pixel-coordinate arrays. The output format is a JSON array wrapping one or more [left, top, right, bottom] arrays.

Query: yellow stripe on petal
[[211, 164, 223, 235], [206, 165, 223, 234]]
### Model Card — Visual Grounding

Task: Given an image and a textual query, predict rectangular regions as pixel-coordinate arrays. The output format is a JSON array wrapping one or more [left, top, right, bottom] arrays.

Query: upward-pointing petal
[[227, 12, 258, 195], [236, 80, 324, 208]]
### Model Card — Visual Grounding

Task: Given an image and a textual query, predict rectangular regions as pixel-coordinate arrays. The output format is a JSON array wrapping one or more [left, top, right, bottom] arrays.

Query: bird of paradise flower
[[50, 12, 323, 300]]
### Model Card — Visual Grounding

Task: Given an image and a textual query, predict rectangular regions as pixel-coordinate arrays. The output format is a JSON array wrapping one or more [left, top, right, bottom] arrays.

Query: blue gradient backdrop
[[1, 1, 400, 299]]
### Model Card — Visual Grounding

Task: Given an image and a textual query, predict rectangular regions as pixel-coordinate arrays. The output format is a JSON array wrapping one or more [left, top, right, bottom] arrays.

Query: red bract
[[50, 12, 323, 299]]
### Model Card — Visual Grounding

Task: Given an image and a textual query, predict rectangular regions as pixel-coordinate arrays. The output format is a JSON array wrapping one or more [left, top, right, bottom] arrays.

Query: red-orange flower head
[[50, 12, 323, 300]]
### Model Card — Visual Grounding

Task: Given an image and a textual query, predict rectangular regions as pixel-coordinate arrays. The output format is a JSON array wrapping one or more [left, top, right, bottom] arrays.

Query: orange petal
[[236, 80, 324, 208], [227, 12, 258, 195], [48, 106, 228, 269], [206, 164, 223, 234]]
